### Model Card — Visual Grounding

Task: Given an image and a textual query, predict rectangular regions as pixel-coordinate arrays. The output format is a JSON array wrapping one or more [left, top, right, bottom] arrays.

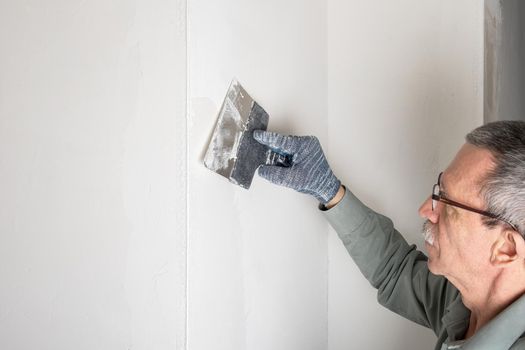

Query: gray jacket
[[321, 189, 525, 350]]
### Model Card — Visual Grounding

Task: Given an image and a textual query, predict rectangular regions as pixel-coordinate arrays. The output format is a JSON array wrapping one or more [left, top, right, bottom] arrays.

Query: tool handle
[[265, 150, 293, 167]]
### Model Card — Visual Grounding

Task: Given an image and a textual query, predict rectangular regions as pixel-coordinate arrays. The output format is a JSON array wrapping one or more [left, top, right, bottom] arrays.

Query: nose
[[419, 195, 438, 223]]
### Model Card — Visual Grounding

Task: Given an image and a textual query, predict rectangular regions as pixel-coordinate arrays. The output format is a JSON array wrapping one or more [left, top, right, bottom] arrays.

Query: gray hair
[[466, 121, 525, 236]]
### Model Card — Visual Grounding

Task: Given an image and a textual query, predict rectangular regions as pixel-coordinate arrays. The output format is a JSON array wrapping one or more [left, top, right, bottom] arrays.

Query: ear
[[490, 230, 525, 267]]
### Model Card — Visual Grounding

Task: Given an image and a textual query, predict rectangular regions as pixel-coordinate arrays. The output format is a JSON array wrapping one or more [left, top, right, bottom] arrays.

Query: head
[[419, 121, 525, 285]]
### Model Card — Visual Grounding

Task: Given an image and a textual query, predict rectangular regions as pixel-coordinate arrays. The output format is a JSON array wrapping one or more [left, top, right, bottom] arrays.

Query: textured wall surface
[[326, 1, 484, 349], [0, 1, 187, 349], [187, 1, 329, 349], [1, 0, 492, 349]]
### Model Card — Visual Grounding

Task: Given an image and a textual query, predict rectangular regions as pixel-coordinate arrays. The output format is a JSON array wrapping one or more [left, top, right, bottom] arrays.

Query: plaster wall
[[0, 1, 187, 349], [187, 1, 329, 350], [0, 0, 492, 349]]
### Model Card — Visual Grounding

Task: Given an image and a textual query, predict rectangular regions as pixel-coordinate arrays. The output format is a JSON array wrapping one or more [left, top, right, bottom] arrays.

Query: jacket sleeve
[[322, 188, 459, 335]]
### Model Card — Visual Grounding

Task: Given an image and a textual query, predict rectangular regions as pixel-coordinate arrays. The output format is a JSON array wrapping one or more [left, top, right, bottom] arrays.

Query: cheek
[[437, 209, 462, 250], [437, 208, 453, 240], [444, 205, 461, 222], [442, 214, 480, 258]]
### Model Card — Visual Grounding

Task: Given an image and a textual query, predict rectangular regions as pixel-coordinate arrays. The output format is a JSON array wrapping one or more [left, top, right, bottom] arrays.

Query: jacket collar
[[442, 293, 525, 350], [442, 293, 470, 342], [461, 293, 525, 350]]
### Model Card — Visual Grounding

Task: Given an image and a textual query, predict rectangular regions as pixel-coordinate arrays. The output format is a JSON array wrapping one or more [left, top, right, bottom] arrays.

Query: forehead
[[442, 143, 495, 198]]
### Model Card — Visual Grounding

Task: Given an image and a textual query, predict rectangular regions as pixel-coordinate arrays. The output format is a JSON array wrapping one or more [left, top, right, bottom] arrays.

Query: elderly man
[[253, 121, 525, 350]]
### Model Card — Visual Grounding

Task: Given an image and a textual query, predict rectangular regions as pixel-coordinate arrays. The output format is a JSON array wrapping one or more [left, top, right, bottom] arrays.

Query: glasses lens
[[432, 184, 439, 211]]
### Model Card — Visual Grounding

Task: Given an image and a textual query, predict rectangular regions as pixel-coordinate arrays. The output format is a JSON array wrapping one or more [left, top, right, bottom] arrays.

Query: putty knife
[[204, 79, 292, 189]]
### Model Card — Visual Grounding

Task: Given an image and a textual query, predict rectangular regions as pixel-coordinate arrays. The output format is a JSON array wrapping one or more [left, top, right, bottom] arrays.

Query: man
[[253, 121, 525, 350]]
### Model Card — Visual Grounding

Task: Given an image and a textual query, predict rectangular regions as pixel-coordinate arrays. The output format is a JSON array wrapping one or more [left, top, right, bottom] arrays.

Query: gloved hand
[[253, 130, 341, 205]]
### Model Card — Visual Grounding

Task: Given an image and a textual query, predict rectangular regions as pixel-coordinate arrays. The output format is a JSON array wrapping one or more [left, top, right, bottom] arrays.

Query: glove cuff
[[314, 173, 341, 205]]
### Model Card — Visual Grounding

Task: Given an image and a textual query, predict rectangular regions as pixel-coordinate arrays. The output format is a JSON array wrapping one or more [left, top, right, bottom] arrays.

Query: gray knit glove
[[253, 130, 341, 204]]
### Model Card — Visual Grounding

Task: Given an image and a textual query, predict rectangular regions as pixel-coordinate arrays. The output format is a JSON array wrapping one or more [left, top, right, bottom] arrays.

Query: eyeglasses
[[432, 172, 518, 231]]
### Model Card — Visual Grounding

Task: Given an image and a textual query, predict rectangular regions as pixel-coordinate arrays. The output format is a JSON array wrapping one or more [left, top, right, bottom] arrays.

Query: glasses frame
[[431, 172, 518, 232]]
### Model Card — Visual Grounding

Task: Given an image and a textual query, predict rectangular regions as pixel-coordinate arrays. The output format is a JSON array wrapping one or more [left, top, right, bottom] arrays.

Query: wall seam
[[325, 1, 330, 349], [184, 0, 190, 348]]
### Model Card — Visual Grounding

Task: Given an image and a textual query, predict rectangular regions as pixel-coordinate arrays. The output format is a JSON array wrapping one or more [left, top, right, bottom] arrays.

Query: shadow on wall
[[485, 0, 525, 123]]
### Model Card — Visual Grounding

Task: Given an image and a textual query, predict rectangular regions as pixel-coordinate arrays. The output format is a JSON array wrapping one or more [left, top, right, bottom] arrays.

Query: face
[[418, 143, 499, 284]]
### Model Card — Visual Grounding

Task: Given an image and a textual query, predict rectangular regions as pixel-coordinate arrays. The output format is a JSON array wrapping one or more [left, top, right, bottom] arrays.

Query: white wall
[[187, 1, 329, 349], [326, 1, 484, 349], [188, 1, 485, 349], [0, 1, 186, 349], [1, 1, 490, 349]]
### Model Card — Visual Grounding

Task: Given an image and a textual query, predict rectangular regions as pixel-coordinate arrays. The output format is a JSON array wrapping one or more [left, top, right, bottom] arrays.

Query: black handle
[[265, 150, 293, 167]]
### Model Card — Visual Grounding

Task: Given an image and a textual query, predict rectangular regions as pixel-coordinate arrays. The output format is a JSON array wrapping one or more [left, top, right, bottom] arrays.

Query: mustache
[[422, 220, 433, 233], [422, 220, 436, 245]]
